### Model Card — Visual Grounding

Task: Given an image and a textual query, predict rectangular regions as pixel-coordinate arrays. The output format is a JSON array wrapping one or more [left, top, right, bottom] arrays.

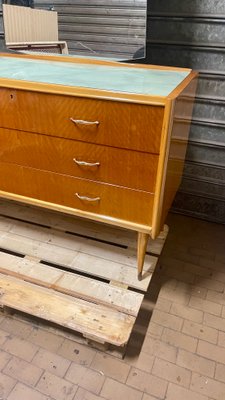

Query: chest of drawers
[[0, 53, 198, 280]]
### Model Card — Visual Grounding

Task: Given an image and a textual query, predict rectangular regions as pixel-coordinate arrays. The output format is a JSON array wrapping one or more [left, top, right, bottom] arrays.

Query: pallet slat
[[0, 222, 157, 291], [0, 274, 134, 346], [0, 251, 62, 286], [0, 199, 168, 254], [0, 200, 169, 350], [0, 217, 146, 269], [0, 251, 143, 316], [53, 274, 143, 316]]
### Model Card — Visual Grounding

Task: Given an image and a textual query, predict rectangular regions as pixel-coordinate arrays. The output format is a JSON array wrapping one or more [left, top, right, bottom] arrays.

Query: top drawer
[[0, 88, 164, 153]]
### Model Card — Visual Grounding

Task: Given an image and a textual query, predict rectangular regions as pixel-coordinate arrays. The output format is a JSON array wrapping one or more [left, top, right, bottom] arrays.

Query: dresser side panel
[[152, 75, 198, 239]]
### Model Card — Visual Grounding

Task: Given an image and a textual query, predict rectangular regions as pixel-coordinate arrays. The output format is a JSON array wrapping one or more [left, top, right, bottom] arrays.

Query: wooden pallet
[[0, 199, 168, 350]]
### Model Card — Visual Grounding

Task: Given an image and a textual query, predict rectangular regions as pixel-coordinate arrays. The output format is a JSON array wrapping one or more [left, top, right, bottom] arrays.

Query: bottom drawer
[[0, 162, 154, 226]]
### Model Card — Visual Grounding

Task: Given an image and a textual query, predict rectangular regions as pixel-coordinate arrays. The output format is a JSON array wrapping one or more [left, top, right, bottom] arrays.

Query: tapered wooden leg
[[137, 232, 149, 281]]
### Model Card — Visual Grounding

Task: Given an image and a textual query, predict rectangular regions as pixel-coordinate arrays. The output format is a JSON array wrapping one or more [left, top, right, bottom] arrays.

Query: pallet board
[[0, 199, 168, 348], [0, 252, 142, 316], [0, 274, 134, 346], [0, 217, 159, 290], [0, 199, 168, 256]]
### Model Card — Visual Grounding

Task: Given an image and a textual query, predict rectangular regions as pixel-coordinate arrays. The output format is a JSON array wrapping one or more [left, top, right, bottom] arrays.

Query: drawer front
[[0, 162, 154, 226], [0, 88, 164, 153], [0, 128, 158, 192]]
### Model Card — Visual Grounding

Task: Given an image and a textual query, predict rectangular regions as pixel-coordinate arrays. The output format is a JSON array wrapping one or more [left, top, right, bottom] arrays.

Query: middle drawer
[[0, 128, 158, 193]]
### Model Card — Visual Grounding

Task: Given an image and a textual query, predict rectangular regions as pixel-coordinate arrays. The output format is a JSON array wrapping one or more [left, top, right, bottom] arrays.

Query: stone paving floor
[[0, 212, 225, 400]]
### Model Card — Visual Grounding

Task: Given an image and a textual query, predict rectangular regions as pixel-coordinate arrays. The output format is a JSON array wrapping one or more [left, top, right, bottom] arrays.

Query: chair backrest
[[3, 4, 58, 45]]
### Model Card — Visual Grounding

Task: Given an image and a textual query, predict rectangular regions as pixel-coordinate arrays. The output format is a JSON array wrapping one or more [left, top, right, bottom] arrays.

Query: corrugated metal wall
[[147, 0, 225, 224], [0, 1, 4, 48], [32, 0, 147, 60], [0, 0, 224, 223]]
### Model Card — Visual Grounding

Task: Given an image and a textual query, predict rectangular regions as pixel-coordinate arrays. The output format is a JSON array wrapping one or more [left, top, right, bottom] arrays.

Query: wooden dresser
[[0, 53, 197, 279]]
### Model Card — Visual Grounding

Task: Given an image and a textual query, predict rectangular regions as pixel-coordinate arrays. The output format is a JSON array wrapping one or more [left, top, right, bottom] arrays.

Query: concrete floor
[[0, 212, 225, 400]]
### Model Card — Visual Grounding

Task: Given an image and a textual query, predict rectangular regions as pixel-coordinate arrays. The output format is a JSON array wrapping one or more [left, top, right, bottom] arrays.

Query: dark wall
[[147, 0, 225, 224], [0, 1, 3, 48], [2, 1, 32, 5], [33, 0, 147, 60]]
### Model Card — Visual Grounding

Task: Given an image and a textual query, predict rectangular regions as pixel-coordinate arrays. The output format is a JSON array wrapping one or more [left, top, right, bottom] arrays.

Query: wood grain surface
[[0, 88, 164, 153], [0, 161, 154, 226], [0, 128, 158, 192], [0, 274, 135, 346]]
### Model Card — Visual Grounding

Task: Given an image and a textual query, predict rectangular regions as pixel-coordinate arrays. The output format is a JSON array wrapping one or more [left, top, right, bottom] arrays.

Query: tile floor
[[0, 212, 225, 400]]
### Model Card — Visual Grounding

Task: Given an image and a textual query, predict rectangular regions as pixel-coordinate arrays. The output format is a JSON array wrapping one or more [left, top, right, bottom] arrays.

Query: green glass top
[[0, 56, 190, 97]]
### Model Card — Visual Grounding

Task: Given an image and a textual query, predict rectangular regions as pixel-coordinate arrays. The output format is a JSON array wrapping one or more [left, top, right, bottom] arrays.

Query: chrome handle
[[75, 193, 100, 202], [73, 158, 100, 167], [70, 118, 100, 126]]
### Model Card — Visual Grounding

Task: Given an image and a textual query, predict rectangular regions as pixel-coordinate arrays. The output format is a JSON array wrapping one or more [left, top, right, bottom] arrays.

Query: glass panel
[[0, 55, 190, 95]]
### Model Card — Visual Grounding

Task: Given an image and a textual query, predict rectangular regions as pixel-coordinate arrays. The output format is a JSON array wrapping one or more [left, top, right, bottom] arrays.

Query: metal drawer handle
[[70, 118, 100, 126], [75, 193, 100, 202], [73, 158, 100, 167]]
